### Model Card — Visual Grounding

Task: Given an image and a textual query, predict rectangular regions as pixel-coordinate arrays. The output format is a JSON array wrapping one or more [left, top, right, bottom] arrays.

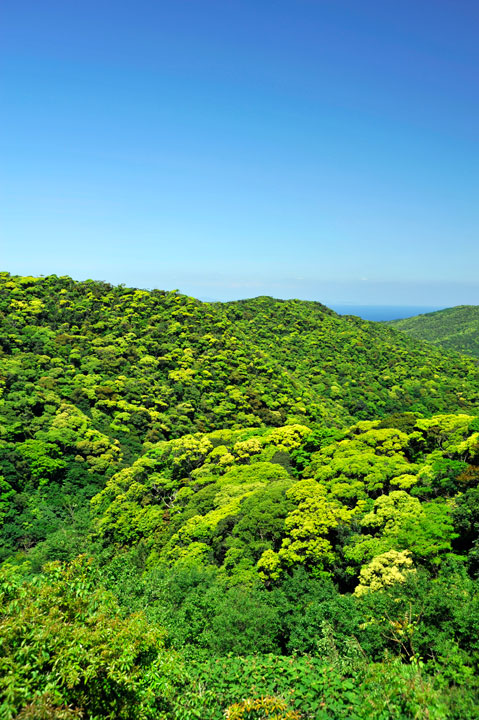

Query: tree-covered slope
[[4, 411, 479, 719], [90, 412, 479, 589], [2, 272, 479, 718], [2, 274, 479, 448], [387, 305, 479, 359], [2, 272, 479, 557], [221, 296, 479, 419]]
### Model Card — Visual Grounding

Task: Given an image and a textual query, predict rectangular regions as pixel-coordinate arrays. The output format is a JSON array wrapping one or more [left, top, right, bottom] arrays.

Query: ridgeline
[[387, 304, 479, 359]]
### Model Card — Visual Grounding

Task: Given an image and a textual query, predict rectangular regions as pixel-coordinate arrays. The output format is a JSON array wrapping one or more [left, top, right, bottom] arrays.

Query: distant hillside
[[1, 273, 479, 539], [387, 305, 479, 359], [1, 274, 479, 455]]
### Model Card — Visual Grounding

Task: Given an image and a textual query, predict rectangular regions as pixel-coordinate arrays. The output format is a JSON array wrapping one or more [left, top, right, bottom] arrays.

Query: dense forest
[[388, 305, 479, 359], [1, 273, 479, 719]]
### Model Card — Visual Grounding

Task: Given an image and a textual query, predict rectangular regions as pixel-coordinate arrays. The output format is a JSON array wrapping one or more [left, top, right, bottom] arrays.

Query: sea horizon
[[329, 304, 445, 322]]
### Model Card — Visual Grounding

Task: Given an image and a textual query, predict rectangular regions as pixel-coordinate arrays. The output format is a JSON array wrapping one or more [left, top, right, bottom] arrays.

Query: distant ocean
[[329, 305, 444, 322]]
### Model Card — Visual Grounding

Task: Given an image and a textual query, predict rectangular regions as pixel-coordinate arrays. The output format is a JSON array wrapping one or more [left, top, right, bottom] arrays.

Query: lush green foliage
[[2, 273, 479, 560], [2, 274, 479, 718], [388, 304, 479, 359], [0, 557, 186, 720], [89, 413, 479, 588], [3, 558, 476, 719]]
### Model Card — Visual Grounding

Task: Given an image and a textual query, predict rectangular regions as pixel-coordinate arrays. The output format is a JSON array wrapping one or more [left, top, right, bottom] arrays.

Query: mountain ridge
[[387, 304, 479, 359]]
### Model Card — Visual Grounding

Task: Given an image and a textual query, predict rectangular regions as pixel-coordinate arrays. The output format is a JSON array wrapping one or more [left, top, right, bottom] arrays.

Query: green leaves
[[2, 273, 479, 718], [0, 556, 178, 720]]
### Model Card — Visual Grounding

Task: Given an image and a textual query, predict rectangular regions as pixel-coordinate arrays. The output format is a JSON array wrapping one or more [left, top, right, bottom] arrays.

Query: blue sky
[[2, 0, 478, 305]]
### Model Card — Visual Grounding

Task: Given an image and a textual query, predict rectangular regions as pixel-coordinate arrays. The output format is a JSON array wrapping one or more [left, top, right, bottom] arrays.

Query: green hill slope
[[1, 273, 478, 445], [5, 410, 479, 718], [2, 272, 479, 718], [90, 412, 479, 588], [1, 272, 479, 558], [387, 305, 479, 358]]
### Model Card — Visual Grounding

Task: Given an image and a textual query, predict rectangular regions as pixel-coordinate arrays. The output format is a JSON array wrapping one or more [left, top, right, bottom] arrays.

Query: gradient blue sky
[[2, 0, 478, 305]]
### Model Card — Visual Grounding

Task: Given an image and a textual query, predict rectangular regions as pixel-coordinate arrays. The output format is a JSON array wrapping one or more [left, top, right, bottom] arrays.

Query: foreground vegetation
[[388, 304, 479, 359], [1, 274, 479, 718]]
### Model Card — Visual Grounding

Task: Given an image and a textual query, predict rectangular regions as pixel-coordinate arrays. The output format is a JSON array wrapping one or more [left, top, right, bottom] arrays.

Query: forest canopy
[[387, 305, 479, 359], [1, 273, 479, 719]]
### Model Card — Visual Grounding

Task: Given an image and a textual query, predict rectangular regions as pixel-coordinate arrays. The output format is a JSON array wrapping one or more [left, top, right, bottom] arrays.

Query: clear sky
[[1, 0, 478, 305]]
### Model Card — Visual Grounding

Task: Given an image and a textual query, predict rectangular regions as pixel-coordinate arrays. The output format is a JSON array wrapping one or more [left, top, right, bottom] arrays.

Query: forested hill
[[387, 305, 479, 359], [3, 272, 479, 718], [1, 273, 479, 456], [2, 271, 479, 549], [0, 274, 479, 452]]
